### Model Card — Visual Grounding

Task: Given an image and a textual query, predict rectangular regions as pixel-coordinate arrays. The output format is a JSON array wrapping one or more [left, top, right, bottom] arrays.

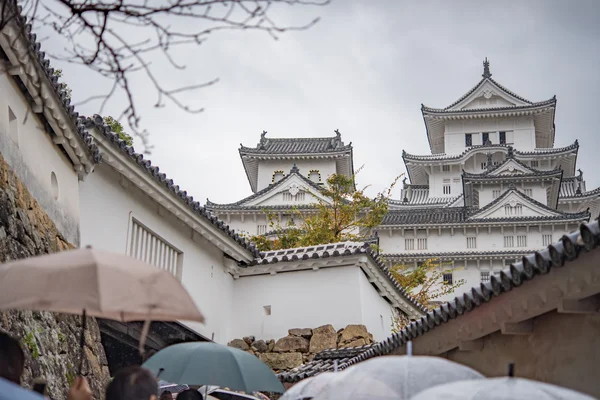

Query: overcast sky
[[52, 0, 600, 203]]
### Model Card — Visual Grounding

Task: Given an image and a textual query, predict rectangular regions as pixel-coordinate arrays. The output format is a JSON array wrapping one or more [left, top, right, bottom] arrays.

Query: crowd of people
[[0, 332, 204, 400]]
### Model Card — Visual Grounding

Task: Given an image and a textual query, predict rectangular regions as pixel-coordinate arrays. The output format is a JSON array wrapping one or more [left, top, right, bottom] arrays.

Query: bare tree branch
[[1, 0, 329, 153]]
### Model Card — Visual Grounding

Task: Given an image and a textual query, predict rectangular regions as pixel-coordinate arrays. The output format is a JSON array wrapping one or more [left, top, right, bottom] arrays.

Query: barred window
[[523, 188, 533, 197], [465, 133, 472, 147], [442, 165, 450, 172], [505, 204, 523, 215], [493, 189, 501, 198], [405, 239, 415, 250], [257, 225, 267, 235], [542, 234, 553, 246], [482, 132, 490, 144], [499, 131, 506, 144], [417, 238, 428, 250], [443, 273, 453, 285], [531, 160, 539, 168], [517, 235, 527, 247], [480, 271, 490, 282], [128, 219, 182, 279], [466, 237, 477, 249], [504, 236, 514, 248]]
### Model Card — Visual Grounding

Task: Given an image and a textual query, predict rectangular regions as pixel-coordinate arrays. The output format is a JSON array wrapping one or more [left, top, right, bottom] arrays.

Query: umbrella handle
[[139, 319, 151, 356], [78, 310, 87, 375]]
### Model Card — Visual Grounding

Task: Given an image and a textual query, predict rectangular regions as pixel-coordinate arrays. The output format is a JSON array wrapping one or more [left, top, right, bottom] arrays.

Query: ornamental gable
[[486, 158, 540, 176], [449, 80, 529, 111], [469, 190, 562, 220], [243, 174, 332, 207]]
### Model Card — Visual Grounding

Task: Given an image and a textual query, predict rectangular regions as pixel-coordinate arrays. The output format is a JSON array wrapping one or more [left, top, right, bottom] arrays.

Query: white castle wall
[[444, 116, 536, 154]]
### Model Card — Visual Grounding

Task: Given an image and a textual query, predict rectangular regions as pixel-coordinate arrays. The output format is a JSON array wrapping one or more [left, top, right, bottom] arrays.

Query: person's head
[[105, 366, 158, 400], [176, 389, 203, 400], [0, 331, 25, 385], [159, 390, 173, 400]]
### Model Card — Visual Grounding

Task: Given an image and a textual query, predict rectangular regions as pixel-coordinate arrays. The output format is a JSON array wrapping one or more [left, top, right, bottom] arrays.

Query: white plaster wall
[[0, 73, 80, 244], [79, 165, 235, 343], [428, 172, 463, 198], [232, 266, 393, 342], [477, 183, 548, 208], [444, 116, 536, 155], [357, 270, 395, 341], [378, 225, 574, 255], [256, 159, 336, 192], [378, 223, 579, 301], [212, 213, 269, 236]]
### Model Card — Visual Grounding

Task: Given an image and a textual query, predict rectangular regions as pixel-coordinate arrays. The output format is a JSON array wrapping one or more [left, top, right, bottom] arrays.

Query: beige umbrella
[[0, 247, 204, 372]]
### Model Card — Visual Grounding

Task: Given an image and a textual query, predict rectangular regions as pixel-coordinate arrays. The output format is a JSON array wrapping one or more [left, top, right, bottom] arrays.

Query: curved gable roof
[[206, 165, 327, 210]]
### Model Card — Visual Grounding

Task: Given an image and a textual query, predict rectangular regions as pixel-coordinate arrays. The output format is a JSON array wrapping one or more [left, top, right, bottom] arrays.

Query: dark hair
[[177, 389, 203, 400], [106, 366, 158, 400], [0, 331, 25, 385], [159, 390, 173, 400]]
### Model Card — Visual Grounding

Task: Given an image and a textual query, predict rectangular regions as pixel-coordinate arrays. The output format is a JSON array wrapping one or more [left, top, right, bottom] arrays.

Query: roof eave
[[0, 18, 99, 178], [89, 125, 256, 263]]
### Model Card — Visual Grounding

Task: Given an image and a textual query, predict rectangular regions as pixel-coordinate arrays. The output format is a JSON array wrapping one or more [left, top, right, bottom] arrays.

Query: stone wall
[[0, 153, 110, 399], [228, 324, 374, 372]]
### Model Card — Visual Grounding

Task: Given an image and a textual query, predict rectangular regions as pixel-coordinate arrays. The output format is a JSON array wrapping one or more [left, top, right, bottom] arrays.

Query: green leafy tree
[[53, 69, 72, 101], [390, 258, 465, 332], [248, 171, 399, 251], [53, 70, 133, 146], [103, 116, 134, 146]]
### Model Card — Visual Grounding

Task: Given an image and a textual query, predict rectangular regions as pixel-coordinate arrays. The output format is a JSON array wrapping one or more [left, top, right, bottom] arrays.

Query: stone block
[[253, 339, 269, 353], [274, 336, 309, 353], [288, 328, 312, 338], [228, 339, 250, 350], [338, 324, 369, 345], [243, 336, 255, 345], [259, 352, 303, 370], [309, 324, 337, 353], [340, 338, 367, 348]]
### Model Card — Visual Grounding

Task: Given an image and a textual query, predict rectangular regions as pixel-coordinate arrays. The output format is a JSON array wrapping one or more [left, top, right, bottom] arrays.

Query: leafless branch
[[1, 0, 329, 153]]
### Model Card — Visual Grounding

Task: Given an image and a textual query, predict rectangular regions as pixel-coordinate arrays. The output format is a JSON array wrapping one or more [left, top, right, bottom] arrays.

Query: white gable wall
[[0, 73, 81, 244], [231, 265, 395, 342], [357, 270, 395, 340], [79, 165, 235, 343], [256, 159, 336, 192], [477, 183, 548, 208], [444, 116, 536, 155]]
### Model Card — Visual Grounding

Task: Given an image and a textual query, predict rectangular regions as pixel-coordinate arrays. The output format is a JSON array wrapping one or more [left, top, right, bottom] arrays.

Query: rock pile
[[228, 324, 374, 372]]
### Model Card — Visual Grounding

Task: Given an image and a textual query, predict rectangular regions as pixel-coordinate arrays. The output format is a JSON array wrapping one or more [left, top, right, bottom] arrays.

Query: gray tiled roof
[[4, 5, 101, 164], [337, 220, 600, 370], [244, 242, 427, 313], [390, 185, 462, 207], [382, 249, 532, 260], [382, 207, 467, 225], [560, 176, 600, 199], [81, 115, 260, 258], [422, 97, 556, 114], [402, 141, 578, 162], [277, 344, 376, 383], [239, 132, 352, 155], [206, 166, 324, 210], [382, 189, 590, 226]]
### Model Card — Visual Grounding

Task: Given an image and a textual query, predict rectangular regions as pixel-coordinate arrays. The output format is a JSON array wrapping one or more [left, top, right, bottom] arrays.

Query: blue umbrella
[[142, 342, 284, 393], [0, 378, 44, 400]]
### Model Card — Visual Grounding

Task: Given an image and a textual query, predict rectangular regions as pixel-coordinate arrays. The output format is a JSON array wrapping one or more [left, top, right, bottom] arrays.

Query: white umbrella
[[409, 377, 595, 400], [280, 372, 340, 400], [313, 356, 484, 400]]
